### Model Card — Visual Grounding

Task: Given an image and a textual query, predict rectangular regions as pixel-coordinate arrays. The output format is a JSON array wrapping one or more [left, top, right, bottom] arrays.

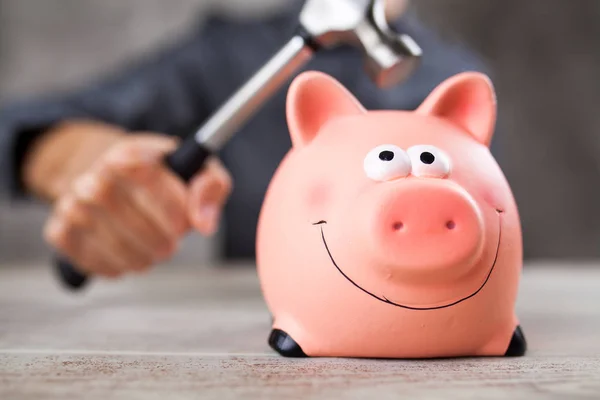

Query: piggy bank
[[256, 70, 526, 359]]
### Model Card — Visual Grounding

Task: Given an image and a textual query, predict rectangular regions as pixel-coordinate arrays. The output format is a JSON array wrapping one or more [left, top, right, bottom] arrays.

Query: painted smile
[[313, 210, 503, 311]]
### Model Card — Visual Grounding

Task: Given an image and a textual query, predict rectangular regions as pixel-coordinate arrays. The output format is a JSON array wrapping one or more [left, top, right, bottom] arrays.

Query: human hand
[[43, 134, 232, 279]]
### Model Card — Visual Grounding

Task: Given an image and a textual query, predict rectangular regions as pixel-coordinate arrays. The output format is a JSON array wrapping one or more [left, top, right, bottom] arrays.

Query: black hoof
[[268, 329, 307, 358], [504, 325, 527, 357]]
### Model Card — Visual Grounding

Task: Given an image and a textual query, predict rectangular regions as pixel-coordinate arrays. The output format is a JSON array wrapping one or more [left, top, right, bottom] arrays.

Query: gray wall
[[1, 0, 599, 263], [415, 0, 600, 260]]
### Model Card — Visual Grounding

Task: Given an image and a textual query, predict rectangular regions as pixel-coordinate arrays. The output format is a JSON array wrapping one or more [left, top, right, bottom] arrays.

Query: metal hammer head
[[300, 0, 422, 88]]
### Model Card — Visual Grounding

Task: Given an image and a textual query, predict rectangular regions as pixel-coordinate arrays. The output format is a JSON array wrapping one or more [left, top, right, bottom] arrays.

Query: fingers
[[99, 136, 232, 237], [44, 135, 188, 279], [94, 160, 188, 245], [98, 137, 190, 237], [70, 173, 176, 262], [132, 165, 191, 238], [45, 207, 124, 279], [46, 193, 155, 277], [43, 134, 233, 281], [188, 157, 233, 236]]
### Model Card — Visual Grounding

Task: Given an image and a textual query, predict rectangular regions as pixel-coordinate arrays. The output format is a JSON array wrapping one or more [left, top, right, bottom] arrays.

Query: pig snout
[[371, 180, 485, 281]]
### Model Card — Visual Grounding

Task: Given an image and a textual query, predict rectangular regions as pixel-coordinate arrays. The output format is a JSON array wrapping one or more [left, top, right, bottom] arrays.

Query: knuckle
[[55, 195, 76, 215], [107, 145, 159, 184], [103, 142, 142, 170], [57, 197, 95, 230], [96, 177, 118, 208], [55, 196, 76, 218], [43, 218, 67, 248], [73, 173, 116, 208], [113, 139, 159, 168], [119, 143, 142, 161]]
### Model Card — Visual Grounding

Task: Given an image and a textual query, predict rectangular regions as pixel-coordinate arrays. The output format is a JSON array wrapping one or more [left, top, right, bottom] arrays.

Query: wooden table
[[1, 262, 599, 399]]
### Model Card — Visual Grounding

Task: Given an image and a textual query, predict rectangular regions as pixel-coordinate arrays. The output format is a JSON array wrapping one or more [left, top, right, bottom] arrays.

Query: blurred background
[[0, 0, 599, 266]]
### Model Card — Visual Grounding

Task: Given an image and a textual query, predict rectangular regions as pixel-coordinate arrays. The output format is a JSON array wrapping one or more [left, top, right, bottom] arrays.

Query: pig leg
[[504, 325, 527, 357], [268, 329, 307, 357]]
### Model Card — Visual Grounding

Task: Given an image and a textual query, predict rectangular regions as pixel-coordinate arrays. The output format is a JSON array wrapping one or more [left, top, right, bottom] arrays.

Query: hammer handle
[[54, 33, 316, 291]]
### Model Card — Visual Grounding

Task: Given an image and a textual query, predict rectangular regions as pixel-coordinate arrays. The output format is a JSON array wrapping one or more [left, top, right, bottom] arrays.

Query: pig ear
[[287, 71, 366, 147], [417, 72, 497, 147]]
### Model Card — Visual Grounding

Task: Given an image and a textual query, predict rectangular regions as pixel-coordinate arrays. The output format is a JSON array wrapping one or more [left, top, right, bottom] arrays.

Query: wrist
[[22, 120, 126, 202]]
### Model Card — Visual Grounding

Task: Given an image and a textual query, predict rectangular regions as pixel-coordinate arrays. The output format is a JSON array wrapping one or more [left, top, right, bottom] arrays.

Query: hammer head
[[300, 0, 422, 88]]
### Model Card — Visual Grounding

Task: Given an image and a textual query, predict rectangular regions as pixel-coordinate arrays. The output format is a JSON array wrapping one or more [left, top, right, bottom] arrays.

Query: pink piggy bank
[[256, 70, 526, 359]]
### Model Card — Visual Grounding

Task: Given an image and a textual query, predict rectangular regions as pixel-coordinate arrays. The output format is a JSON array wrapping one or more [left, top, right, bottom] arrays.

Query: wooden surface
[[1, 262, 599, 399]]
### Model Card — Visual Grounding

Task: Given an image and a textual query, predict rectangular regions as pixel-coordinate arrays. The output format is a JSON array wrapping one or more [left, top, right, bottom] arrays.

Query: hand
[[42, 134, 232, 279]]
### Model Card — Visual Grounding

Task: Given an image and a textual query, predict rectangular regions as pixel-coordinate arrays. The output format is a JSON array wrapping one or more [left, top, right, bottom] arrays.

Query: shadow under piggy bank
[[256, 71, 527, 359]]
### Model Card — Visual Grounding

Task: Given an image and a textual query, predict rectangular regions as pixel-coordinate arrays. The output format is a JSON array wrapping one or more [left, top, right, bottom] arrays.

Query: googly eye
[[407, 145, 451, 178], [364, 144, 411, 181]]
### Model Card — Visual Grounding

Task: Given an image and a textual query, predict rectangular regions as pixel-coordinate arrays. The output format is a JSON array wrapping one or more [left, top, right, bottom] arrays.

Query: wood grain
[[1, 262, 599, 399]]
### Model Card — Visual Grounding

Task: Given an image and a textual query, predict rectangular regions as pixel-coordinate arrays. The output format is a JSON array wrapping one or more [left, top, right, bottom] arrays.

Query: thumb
[[188, 158, 233, 236]]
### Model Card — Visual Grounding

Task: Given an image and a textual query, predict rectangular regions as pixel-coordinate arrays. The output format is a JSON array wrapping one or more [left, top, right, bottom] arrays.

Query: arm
[[22, 120, 127, 202], [0, 21, 234, 279], [0, 25, 214, 203]]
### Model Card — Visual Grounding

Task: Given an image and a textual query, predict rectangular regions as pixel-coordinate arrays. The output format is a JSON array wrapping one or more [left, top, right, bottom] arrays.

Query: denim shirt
[[0, 4, 488, 258]]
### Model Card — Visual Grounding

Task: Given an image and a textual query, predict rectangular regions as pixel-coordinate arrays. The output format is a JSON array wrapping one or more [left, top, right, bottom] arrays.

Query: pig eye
[[407, 145, 451, 178], [364, 145, 411, 181]]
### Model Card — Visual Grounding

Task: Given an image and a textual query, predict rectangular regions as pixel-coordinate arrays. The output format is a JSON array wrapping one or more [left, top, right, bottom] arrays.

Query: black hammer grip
[[54, 138, 213, 290]]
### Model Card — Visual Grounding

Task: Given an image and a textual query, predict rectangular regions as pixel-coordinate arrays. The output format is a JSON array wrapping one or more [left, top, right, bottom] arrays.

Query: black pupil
[[420, 152, 435, 164], [379, 151, 395, 161]]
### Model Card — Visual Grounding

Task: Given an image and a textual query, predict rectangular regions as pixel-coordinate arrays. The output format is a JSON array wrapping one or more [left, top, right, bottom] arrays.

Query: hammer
[[55, 0, 422, 290]]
